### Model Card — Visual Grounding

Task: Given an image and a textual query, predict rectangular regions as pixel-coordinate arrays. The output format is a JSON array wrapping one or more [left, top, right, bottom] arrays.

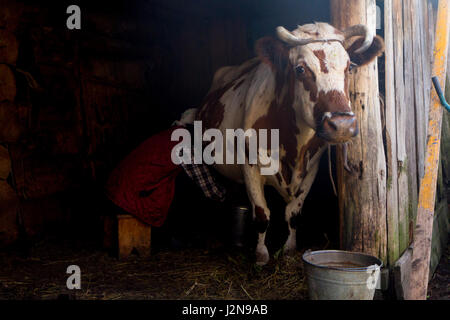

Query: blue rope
[[432, 76, 450, 112]]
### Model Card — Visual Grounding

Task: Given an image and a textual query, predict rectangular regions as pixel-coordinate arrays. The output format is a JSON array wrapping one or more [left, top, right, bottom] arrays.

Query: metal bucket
[[302, 250, 383, 300], [230, 206, 250, 247]]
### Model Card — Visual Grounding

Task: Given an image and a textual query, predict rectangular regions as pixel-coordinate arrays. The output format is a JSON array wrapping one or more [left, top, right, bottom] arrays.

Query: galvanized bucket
[[302, 250, 383, 300], [230, 206, 250, 247]]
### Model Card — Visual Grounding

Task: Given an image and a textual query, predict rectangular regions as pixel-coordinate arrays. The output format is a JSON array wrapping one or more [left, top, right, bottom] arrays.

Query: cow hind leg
[[254, 204, 270, 265], [243, 165, 270, 265]]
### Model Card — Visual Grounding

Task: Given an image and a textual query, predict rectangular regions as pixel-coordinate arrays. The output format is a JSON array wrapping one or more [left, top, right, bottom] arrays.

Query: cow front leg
[[284, 157, 322, 255], [243, 165, 270, 266], [284, 199, 302, 255]]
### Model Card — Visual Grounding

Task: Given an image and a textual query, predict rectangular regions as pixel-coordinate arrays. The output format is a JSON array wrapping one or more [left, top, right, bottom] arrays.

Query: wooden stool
[[103, 214, 151, 259]]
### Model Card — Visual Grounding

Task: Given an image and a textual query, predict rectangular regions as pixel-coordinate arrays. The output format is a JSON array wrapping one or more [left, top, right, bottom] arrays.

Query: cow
[[195, 22, 385, 265]]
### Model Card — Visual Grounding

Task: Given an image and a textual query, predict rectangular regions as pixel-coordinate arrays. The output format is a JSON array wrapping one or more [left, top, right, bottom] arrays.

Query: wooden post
[[331, 0, 387, 263], [410, 0, 450, 300]]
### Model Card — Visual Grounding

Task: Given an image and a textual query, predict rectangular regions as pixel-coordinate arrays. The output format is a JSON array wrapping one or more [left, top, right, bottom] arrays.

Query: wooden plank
[[426, 3, 437, 135], [410, 0, 450, 300], [393, 0, 410, 255], [443, 50, 450, 187], [411, 0, 426, 217], [417, 0, 430, 184], [331, 0, 387, 263], [418, 2, 436, 187], [394, 246, 413, 299], [384, 0, 400, 266], [392, 202, 448, 299], [403, 0, 419, 247]]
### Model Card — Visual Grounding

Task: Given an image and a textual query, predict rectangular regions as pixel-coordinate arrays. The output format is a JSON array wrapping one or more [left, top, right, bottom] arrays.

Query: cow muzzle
[[317, 112, 358, 143]]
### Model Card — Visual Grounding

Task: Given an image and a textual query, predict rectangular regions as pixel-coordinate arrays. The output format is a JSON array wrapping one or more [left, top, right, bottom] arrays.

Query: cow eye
[[295, 65, 306, 76], [349, 62, 358, 73]]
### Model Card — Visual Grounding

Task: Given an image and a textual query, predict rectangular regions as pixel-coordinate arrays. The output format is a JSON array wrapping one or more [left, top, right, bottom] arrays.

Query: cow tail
[[172, 108, 198, 126]]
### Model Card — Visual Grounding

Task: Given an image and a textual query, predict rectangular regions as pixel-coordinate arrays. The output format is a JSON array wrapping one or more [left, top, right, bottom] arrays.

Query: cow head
[[255, 22, 384, 144]]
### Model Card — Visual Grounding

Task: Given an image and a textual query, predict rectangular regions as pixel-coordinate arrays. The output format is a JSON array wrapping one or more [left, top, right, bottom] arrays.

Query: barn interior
[[0, 0, 345, 299], [1, 0, 448, 300]]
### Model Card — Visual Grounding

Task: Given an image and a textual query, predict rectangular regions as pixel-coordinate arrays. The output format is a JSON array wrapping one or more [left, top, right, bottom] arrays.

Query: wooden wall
[[376, 0, 450, 296], [330, 0, 448, 281], [383, 0, 432, 266], [383, 0, 449, 275]]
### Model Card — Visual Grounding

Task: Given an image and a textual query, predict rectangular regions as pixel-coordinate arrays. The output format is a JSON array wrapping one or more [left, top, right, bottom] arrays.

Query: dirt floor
[[427, 242, 450, 300], [0, 238, 308, 300], [0, 237, 448, 300]]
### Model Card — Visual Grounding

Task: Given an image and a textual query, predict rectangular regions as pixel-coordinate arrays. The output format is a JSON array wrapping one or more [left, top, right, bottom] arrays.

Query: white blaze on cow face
[[289, 40, 352, 131], [274, 24, 355, 144]]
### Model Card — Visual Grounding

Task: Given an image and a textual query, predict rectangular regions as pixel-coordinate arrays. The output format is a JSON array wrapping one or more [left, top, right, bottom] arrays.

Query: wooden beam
[[415, 0, 429, 187], [403, 0, 418, 248], [384, 0, 400, 266], [410, 0, 450, 300], [394, 246, 413, 299], [331, 0, 387, 263], [392, 0, 410, 256], [443, 41, 450, 192]]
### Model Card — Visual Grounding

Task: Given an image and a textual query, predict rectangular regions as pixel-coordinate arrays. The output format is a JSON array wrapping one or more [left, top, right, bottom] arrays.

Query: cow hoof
[[283, 241, 297, 256], [255, 246, 269, 266], [283, 246, 297, 256]]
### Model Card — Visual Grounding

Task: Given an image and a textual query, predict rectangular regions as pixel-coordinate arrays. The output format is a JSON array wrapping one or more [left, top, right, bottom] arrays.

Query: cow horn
[[276, 26, 326, 46], [342, 24, 374, 54]]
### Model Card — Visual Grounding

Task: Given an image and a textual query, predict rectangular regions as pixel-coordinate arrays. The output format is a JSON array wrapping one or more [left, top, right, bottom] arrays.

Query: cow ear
[[255, 36, 290, 71], [346, 35, 385, 67]]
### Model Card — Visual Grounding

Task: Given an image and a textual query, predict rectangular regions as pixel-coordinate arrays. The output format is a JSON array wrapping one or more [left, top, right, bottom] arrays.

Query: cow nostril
[[327, 119, 338, 131]]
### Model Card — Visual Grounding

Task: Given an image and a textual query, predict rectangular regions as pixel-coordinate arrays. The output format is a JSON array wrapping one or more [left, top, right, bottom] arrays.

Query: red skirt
[[105, 127, 183, 227]]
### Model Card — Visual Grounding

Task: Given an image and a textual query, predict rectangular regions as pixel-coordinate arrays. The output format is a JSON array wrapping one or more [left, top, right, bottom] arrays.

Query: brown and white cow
[[196, 22, 384, 265]]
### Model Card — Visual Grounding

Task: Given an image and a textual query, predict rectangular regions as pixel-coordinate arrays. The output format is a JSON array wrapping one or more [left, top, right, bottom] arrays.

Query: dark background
[[1, 0, 341, 253]]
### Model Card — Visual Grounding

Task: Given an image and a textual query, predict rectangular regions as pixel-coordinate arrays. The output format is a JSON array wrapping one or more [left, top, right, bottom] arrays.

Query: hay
[[0, 240, 308, 300]]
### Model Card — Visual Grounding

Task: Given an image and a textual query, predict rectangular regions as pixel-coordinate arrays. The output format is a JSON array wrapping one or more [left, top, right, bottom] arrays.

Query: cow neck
[[264, 64, 300, 185]]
